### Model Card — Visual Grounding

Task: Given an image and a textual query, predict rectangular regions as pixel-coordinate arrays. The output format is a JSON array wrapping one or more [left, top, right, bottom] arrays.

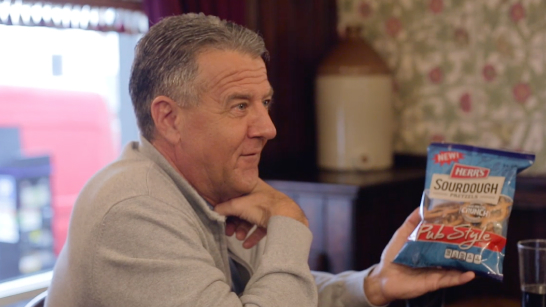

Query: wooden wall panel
[[251, 0, 338, 176], [325, 196, 354, 273]]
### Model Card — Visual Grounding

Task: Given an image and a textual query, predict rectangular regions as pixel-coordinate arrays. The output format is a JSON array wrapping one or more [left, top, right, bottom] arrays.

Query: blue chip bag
[[393, 142, 535, 280]]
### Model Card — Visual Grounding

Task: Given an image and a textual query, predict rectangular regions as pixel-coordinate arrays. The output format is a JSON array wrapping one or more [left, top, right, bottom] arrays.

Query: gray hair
[[129, 13, 269, 141]]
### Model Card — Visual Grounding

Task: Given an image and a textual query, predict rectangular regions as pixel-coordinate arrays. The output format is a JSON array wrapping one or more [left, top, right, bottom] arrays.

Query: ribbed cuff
[[264, 215, 313, 264]]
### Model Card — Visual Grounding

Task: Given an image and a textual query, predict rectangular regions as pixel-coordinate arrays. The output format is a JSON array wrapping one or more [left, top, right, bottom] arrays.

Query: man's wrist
[[271, 204, 309, 227], [364, 267, 389, 306]]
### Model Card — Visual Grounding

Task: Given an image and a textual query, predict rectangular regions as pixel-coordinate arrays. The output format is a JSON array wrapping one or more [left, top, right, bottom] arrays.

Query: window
[[0, 4, 146, 304]]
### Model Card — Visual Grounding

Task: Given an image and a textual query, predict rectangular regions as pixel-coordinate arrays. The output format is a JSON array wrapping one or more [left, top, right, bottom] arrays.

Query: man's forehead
[[195, 50, 269, 93], [196, 49, 266, 72]]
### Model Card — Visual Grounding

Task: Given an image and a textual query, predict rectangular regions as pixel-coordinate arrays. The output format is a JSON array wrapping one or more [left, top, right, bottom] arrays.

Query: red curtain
[[143, 0, 246, 26], [143, 0, 182, 25]]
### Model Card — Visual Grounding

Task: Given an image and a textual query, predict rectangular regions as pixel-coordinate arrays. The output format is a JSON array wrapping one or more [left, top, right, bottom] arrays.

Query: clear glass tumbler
[[518, 239, 546, 307]]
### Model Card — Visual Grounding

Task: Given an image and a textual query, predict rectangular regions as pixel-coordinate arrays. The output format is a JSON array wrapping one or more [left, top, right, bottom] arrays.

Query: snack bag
[[393, 143, 535, 280]]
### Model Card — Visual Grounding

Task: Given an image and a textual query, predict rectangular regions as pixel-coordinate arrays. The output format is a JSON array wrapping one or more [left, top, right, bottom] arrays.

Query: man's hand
[[215, 179, 308, 249], [364, 208, 475, 306], [224, 217, 267, 249]]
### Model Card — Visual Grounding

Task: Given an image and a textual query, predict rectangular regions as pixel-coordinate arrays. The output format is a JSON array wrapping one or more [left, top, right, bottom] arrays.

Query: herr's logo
[[450, 163, 490, 179], [434, 151, 464, 165]]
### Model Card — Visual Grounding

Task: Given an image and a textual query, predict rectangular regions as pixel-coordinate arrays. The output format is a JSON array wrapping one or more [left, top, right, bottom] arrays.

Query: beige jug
[[315, 25, 393, 171]]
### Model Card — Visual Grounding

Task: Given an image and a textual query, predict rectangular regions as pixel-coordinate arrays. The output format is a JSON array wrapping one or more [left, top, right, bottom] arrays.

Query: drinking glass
[[518, 239, 546, 307]]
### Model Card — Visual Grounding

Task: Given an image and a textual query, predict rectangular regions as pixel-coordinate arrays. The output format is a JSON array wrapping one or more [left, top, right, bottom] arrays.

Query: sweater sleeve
[[90, 197, 317, 307], [313, 266, 388, 307], [241, 216, 318, 306]]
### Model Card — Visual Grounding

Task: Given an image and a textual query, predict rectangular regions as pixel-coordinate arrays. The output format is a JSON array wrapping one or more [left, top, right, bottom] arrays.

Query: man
[[45, 13, 474, 307]]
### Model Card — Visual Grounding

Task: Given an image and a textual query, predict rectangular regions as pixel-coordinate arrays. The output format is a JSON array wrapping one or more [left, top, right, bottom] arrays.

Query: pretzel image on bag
[[393, 142, 535, 280]]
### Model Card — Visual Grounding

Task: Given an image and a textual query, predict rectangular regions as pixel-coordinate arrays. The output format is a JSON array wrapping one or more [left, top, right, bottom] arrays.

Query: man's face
[[173, 49, 276, 204]]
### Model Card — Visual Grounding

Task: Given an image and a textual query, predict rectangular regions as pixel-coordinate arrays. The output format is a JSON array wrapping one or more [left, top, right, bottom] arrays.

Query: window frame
[[0, 271, 52, 306]]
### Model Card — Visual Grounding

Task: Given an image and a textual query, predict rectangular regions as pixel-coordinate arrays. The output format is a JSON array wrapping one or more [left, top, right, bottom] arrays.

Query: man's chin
[[240, 177, 260, 195], [230, 174, 259, 196]]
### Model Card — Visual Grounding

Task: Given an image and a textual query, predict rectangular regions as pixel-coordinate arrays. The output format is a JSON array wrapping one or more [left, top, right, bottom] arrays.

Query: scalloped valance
[[0, 0, 148, 33]]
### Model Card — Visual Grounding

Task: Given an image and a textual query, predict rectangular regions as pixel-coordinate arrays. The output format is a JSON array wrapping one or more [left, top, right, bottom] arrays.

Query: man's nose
[[249, 104, 277, 140]]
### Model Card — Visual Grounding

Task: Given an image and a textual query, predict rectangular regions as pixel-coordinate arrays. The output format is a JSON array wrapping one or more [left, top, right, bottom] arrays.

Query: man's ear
[[150, 95, 182, 144]]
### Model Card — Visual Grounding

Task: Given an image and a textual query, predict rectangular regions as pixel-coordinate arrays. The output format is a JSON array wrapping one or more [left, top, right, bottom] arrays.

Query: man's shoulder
[[74, 148, 191, 218], [85, 151, 160, 199]]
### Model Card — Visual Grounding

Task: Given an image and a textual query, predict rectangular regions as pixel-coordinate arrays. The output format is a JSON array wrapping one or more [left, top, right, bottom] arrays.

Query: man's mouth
[[240, 152, 261, 163], [241, 149, 262, 157]]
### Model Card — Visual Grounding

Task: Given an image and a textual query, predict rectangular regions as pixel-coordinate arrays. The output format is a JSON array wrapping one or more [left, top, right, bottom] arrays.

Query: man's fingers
[[382, 207, 421, 261], [215, 199, 241, 217], [235, 220, 253, 240], [215, 196, 260, 223], [225, 222, 236, 236], [225, 217, 241, 236], [243, 227, 267, 249], [459, 271, 475, 284], [438, 270, 475, 288], [401, 207, 421, 235], [225, 217, 266, 248], [426, 269, 475, 291]]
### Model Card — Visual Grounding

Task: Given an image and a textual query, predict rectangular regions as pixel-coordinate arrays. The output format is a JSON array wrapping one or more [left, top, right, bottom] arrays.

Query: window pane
[[0, 24, 140, 288]]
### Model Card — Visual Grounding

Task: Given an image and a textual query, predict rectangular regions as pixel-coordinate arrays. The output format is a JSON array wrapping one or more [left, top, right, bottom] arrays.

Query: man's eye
[[236, 103, 247, 110], [263, 99, 272, 108]]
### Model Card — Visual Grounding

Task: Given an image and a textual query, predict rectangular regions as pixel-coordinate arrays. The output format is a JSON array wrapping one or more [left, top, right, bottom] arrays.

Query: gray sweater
[[45, 137, 377, 307]]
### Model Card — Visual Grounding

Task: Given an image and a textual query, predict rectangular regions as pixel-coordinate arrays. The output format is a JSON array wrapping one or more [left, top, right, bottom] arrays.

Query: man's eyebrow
[[264, 88, 274, 99], [226, 88, 274, 102], [226, 93, 252, 101]]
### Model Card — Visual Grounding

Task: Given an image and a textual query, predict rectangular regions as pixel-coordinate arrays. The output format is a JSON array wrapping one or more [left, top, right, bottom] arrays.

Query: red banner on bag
[[416, 223, 506, 252]]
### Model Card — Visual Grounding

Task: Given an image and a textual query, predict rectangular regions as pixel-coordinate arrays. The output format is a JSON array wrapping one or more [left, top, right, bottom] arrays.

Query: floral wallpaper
[[337, 0, 546, 174]]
